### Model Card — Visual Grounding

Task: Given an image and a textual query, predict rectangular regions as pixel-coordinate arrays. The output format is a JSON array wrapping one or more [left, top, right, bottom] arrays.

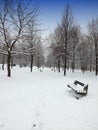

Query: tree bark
[[30, 54, 34, 72], [54, 60, 56, 72], [57, 56, 60, 72], [64, 56, 66, 76], [95, 42, 98, 75], [37, 56, 40, 69], [7, 51, 11, 77], [64, 38, 68, 76], [95, 53, 98, 75], [72, 47, 75, 72], [2, 56, 5, 70], [58, 59, 60, 72]]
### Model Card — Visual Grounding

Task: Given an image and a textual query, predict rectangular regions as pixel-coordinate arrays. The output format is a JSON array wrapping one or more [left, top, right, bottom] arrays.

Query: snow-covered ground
[[0, 66, 98, 130]]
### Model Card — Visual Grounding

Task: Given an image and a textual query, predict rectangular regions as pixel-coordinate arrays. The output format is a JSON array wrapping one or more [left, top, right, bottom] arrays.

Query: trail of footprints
[[32, 93, 47, 130]]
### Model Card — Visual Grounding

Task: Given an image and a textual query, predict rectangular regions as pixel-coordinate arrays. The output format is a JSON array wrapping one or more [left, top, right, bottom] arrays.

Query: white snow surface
[[0, 66, 98, 130]]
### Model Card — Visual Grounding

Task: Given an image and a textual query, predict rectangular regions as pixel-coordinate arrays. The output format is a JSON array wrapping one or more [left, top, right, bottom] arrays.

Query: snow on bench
[[67, 80, 88, 97]]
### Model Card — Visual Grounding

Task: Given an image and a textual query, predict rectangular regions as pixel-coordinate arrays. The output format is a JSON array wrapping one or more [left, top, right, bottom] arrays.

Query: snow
[[0, 66, 98, 130], [68, 83, 85, 92]]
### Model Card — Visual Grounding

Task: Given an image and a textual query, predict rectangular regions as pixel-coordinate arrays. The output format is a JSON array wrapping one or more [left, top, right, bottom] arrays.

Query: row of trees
[[46, 5, 98, 76], [0, 0, 44, 77], [0, 2, 98, 77]]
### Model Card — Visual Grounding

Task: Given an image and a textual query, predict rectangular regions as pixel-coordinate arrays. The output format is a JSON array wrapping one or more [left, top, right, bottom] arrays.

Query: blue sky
[[31, 0, 98, 38]]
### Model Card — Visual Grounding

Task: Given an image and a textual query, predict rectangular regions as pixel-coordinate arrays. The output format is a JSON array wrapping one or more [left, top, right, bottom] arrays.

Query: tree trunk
[[7, 51, 11, 77], [95, 42, 98, 75], [57, 56, 60, 72], [89, 56, 92, 72], [2, 55, 5, 70], [11, 56, 13, 69], [64, 56, 66, 76], [95, 53, 98, 75], [72, 48, 75, 72], [53, 60, 56, 72], [37, 57, 40, 69], [58, 59, 60, 72], [30, 54, 34, 72], [64, 38, 68, 76], [90, 64, 92, 72]]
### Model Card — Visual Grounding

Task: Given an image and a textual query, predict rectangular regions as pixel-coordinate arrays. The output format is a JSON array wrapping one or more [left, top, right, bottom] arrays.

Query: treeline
[[46, 5, 98, 76], [0, 2, 98, 77]]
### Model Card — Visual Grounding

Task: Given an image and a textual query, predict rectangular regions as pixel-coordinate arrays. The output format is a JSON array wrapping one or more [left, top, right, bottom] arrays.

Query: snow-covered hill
[[0, 66, 98, 130]]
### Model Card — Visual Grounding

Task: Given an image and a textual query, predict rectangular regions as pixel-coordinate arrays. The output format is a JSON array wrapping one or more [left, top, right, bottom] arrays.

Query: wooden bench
[[67, 80, 88, 98]]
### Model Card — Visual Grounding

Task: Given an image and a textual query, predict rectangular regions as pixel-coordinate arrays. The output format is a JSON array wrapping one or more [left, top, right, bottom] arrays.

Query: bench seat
[[68, 84, 86, 93]]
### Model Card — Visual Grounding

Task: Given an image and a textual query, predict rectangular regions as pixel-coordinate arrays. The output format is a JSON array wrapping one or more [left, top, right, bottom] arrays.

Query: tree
[[88, 18, 98, 75], [86, 36, 95, 72], [0, 0, 39, 77], [22, 20, 37, 72], [46, 33, 57, 70], [53, 26, 63, 72], [77, 36, 89, 73], [46, 30, 62, 72], [46, 5, 80, 74], [61, 4, 74, 75], [68, 25, 80, 72], [34, 36, 44, 69]]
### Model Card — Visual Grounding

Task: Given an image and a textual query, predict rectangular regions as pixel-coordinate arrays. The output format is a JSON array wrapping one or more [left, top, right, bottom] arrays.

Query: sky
[[31, 0, 98, 38]]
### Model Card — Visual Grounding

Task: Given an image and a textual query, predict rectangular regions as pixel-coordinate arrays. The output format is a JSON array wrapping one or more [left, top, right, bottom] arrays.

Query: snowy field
[[0, 66, 98, 130]]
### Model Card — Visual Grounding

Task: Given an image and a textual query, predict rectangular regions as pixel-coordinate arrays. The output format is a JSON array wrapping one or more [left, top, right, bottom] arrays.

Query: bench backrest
[[74, 80, 85, 86]]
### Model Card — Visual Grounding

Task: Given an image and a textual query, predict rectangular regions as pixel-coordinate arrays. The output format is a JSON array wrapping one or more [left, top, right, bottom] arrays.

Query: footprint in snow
[[0, 124, 4, 128]]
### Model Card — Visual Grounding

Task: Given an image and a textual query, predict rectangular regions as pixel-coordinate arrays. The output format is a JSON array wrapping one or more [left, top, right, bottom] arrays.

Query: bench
[[67, 80, 88, 98]]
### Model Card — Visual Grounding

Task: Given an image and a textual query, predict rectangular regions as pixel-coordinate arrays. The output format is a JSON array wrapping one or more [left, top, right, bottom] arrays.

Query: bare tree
[[61, 4, 74, 75], [86, 36, 95, 72], [47, 6, 79, 74], [46, 31, 62, 72], [52, 26, 62, 72], [0, 0, 39, 77], [0, 38, 7, 70], [77, 36, 89, 73], [23, 21, 37, 72], [34, 36, 44, 69], [88, 18, 98, 75], [69, 25, 80, 72]]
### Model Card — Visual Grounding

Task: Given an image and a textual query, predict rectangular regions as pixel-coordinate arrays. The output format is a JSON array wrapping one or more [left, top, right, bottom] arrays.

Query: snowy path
[[0, 67, 98, 130]]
